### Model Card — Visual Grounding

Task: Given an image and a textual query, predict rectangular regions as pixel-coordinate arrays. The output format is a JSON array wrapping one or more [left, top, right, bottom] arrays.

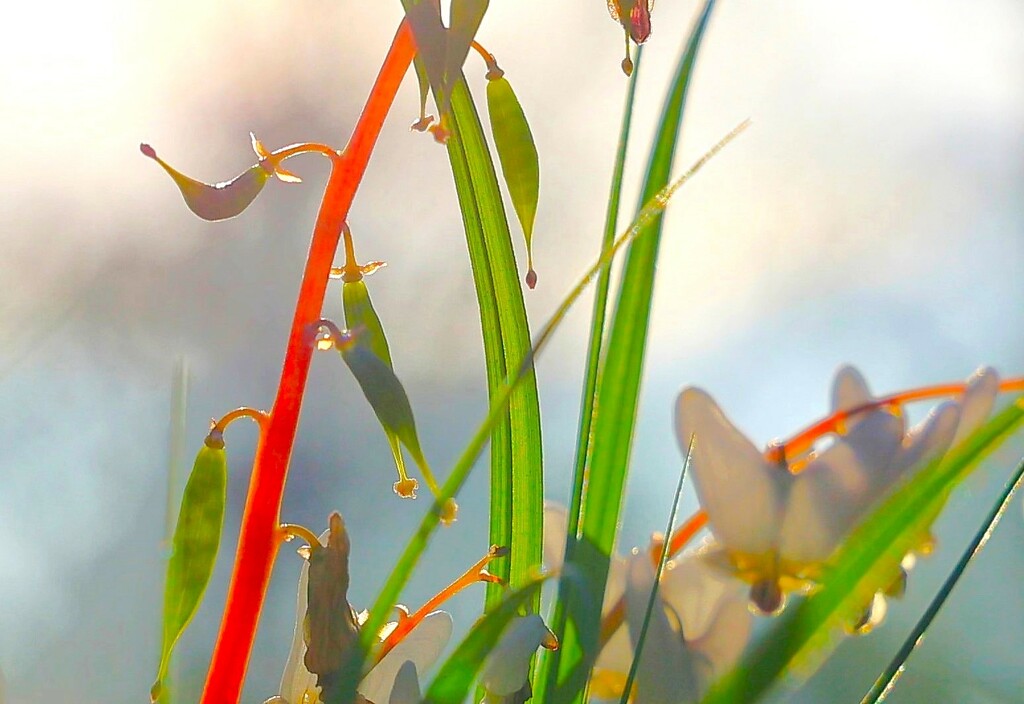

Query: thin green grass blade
[[703, 398, 1024, 704], [619, 436, 693, 703], [445, 76, 544, 609], [534, 45, 645, 704], [550, 3, 717, 701], [357, 121, 747, 686], [860, 455, 1024, 704], [423, 576, 548, 704], [399, 0, 539, 610], [155, 359, 190, 704]]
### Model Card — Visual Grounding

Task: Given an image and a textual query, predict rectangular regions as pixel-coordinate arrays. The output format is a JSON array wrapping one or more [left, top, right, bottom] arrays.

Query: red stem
[[199, 21, 416, 704]]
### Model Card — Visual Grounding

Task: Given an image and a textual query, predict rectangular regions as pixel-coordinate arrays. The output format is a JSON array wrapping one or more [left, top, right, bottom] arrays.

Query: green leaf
[[702, 398, 1024, 704], [405, 0, 446, 97], [151, 440, 227, 702], [423, 577, 548, 704], [487, 75, 540, 286], [549, 3, 717, 701], [445, 76, 544, 610], [404, 0, 489, 118], [401, 0, 543, 609]]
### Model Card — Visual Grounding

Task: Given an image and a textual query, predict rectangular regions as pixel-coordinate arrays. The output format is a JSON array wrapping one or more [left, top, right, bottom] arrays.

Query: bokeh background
[[1, 1, 1022, 702]]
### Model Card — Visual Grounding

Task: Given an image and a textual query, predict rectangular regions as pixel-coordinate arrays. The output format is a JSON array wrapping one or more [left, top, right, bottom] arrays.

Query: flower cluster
[[676, 365, 999, 618], [543, 366, 1003, 704]]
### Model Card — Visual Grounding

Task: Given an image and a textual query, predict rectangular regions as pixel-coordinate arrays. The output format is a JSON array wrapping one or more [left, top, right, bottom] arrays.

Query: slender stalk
[[536, 46, 644, 704], [198, 22, 416, 704]]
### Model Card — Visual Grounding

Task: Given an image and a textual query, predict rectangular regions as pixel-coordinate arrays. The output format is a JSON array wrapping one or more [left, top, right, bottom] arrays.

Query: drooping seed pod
[[486, 70, 540, 289]]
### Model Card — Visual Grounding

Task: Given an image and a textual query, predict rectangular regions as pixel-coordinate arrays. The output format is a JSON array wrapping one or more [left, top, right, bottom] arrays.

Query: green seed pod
[[151, 435, 227, 702], [342, 280, 393, 368], [338, 331, 428, 473], [486, 74, 540, 289]]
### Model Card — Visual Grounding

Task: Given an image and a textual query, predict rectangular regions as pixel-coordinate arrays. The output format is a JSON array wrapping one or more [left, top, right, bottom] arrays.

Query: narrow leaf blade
[[552, 4, 717, 701]]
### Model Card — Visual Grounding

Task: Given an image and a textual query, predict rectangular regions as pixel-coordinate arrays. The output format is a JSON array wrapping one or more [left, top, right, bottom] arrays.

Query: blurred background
[[1, 1, 1022, 702]]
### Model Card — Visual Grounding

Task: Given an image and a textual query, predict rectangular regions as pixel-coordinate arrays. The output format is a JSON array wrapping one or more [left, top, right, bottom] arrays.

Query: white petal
[[360, 611, 452, 704], [388, 661, 422, 704], [891, 401, 961, 477], [595, 615, 634, 674], [280, 530, 330, 704], [605, 552, 629, 612], [831, 365, 873, 416], [659, 556, 738, 642], [481, 614, 552, 697], [689, 596, 752, 692], [952, 367, 1000, 446], [543, 502, 569, 573], [780, 411, 903, 564], [675, 388, 784, 555], [623, 554, 698, 704]]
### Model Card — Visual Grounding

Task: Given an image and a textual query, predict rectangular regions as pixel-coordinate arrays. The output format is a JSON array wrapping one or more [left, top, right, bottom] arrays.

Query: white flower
[[674, 365, 1000, 613], [267, 529, 452, 704], [543, 504, 752, 702]]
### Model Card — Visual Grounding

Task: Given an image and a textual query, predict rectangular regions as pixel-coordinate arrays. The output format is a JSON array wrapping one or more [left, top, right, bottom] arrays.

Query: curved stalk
[[198, 21, 416, 704]]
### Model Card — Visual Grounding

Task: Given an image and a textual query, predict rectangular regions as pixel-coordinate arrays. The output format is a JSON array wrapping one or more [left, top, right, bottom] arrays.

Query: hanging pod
[[336, 330, 430, 478], [343, 279, 393, 368], [151, 434, 228, 702], [333, 325, 457, 523], [486, 71, 540, 288]]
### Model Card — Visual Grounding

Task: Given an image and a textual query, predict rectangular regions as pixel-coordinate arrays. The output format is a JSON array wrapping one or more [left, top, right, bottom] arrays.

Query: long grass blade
[[399, 0, 543, 612], [356, 121, 747, 690], [535, 44, 646, 704], [446, 76, 544, 610], [860, 455, 1024, 704], [551, 3, 717, 701]]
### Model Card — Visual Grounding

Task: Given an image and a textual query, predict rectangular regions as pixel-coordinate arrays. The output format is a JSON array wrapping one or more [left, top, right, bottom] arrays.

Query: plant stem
[[198, 21, 416, 704]]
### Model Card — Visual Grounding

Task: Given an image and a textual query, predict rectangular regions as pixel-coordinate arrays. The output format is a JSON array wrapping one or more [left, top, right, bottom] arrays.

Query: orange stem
[[198, 21, 416, 704], [374, 547, 504, 665], [772, 376, 1024, 463]]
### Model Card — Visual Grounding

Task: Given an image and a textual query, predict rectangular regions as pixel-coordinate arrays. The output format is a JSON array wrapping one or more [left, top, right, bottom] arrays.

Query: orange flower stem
[[374, 546, 506, 664], [198, 20, 416, 704], [773, 376, 1024, 463], [269, 142, 341, 162], [211, 406, 270, 433]]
